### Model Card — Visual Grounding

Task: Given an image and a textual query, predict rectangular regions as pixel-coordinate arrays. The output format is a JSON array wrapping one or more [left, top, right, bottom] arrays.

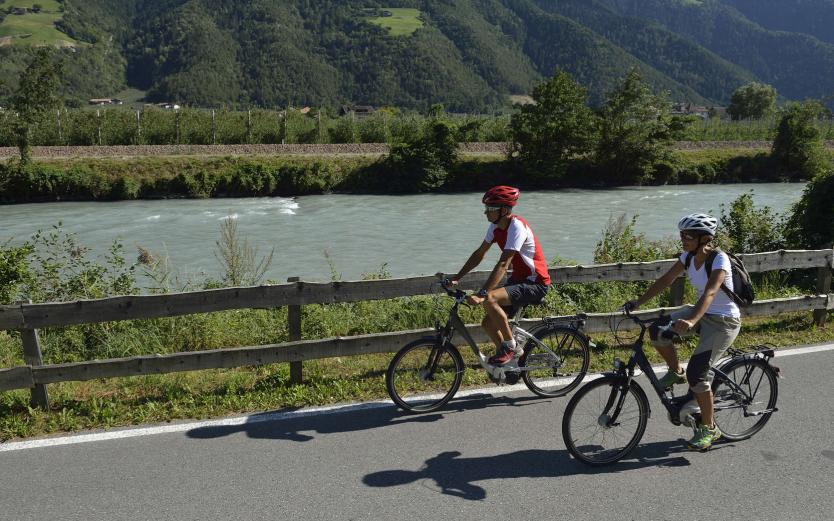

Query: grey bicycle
[[385, 280, 591, 413]]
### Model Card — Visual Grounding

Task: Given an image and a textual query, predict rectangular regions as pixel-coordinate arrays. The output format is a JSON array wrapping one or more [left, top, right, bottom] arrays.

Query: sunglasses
[[679, 232, 699, 241], [484, 206, 503, 213]]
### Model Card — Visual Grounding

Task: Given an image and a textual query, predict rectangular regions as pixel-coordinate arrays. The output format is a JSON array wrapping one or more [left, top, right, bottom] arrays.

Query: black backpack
[[684, 249, 755, 307]]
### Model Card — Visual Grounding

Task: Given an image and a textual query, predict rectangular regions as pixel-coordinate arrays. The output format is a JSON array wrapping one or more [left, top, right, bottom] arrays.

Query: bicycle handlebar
[[622, 306, 678, 339], [440, 279, 467, 301]]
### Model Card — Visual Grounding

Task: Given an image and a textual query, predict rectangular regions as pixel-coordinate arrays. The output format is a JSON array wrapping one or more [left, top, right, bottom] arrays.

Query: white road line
[[2, 342, 832, 453]]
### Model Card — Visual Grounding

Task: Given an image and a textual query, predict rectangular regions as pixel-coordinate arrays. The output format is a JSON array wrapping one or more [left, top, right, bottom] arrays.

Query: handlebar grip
[[658, 324, 679, 340]]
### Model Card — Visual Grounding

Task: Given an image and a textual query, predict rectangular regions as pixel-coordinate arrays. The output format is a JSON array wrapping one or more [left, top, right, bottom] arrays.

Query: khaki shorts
[[650, 305, 741, 393]]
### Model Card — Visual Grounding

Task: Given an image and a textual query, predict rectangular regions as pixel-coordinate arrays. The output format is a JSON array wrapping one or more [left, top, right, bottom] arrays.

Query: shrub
[[718, 192, 785, 253], [785, 169, 834, 248]]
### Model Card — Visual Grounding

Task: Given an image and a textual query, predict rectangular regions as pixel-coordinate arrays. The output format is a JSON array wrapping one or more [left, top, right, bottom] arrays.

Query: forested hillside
[[1, 0, 834, 111]]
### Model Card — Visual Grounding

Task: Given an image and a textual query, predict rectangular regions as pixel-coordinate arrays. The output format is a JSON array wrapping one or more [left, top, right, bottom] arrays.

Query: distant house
[[339, 105, 375, 118], [298, 106, 311, 115], [671, 102, 711, 120], [156, 102, 180, 110], [88, 98, 124, 106]]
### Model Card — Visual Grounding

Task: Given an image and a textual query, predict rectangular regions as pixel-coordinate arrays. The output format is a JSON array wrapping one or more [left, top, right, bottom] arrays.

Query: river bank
[[1, 148, 828, 204]]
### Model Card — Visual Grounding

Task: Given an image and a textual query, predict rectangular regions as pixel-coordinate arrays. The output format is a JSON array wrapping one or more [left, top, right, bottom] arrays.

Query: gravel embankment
[[1, 141, 832, 159]]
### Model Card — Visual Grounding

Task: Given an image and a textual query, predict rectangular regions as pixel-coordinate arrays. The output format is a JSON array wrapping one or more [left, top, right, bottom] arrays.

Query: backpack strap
[[684, 251, 694, 269], [704, 248, 720, 278], [705, 248, 738, 302]]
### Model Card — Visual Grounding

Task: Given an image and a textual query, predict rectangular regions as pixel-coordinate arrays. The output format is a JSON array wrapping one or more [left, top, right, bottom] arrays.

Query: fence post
[[136, 110, 141, 143], [814, 266, 832, 326], [18, 300, 49, 409], [247, 109, 252, 143], [56, 109, 62, 144], [175, 109, 180, 144], [96, 109, 102, 145], [287, 276, 303, 384], [669, 277, 685, 307], [212, 109, 216, 145]]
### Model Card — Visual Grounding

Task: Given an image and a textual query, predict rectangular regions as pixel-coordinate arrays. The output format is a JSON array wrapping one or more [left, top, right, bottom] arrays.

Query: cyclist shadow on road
[[186, 393, 547, 443], [363, 443, 691, 501]]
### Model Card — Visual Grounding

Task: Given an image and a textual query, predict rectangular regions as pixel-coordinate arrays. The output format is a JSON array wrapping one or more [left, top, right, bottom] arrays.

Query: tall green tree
[[771, 100, 827, 180], [727, 82, 777, 120], [509, 70, 597, 182], [10, 49, 63, 169], [595, 69, 674, 185]]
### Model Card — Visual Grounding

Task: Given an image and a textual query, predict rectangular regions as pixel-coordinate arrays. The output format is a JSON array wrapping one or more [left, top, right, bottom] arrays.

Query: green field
[[0, 0, 77, 46], [367, 8, 423, 37]]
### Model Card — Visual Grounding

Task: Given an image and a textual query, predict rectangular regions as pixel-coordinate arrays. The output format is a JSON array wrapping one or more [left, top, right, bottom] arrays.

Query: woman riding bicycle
[[625, 213, 741, 451], [446, 186, 551, 366]]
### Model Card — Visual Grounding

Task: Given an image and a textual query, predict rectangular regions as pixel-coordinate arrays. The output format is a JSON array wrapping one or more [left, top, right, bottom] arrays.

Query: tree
[[726, 82, 776, 120], [509, 70, 597, 183], [595, 69, 674, 185], [10, 49, 63, 169], [771, 101, 827, 180]]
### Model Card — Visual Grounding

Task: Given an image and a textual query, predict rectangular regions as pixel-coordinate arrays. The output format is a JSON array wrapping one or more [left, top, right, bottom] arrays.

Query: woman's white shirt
[[678, 251, 741, 318]]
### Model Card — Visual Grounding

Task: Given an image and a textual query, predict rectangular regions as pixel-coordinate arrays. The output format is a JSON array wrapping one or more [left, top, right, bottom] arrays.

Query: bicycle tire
[[520, 325, 590, 397], [712, 357, 778, 441], [562, 375, 650, 466], [385, 338, 464, 413]]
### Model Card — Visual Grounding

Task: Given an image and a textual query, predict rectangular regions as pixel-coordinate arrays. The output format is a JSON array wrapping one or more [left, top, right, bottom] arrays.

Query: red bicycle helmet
[[482, 185, 519, 207]]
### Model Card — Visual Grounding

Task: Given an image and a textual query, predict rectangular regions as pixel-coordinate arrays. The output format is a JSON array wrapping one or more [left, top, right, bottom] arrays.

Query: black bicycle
[[562, 307, 780, 466], [385, 280, 591, 413]]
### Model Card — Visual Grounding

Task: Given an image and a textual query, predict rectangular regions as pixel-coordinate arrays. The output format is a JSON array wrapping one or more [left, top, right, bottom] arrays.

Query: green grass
[[367, 8, 423, 37], [0, 310, 830, 441], [0, 1, 78, 46]]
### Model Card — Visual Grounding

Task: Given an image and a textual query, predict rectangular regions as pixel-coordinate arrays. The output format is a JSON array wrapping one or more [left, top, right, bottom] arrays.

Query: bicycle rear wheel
[[385, 338, 464, 413], [521, 326, 590, 397], [712, 357, 778, 441], [562, 376, 650, 466]]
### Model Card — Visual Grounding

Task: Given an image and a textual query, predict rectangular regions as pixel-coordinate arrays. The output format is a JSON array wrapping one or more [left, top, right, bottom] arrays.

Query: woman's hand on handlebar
[[622, 300, 639, 313], [672, 318, 695, 334]]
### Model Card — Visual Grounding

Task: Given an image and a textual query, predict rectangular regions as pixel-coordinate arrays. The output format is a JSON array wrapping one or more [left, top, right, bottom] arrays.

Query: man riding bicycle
[[446, 186, 551, 366], [625, 213, 741, 451]]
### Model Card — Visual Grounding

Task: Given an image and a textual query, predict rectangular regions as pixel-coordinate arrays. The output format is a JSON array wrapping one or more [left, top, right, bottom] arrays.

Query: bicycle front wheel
[[385, 338, 464, 413], [712, 357, 778, 441], [521, 326, 590, 397], [562, 376, 650, 466]]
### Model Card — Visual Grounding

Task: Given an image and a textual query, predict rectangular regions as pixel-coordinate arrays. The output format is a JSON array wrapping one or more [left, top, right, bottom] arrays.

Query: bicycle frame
[[434, 287, 584, 383], [605, 312, 777, 427]]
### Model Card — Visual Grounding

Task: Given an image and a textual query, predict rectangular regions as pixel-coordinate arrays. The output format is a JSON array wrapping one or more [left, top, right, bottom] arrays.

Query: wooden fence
[[1, 249, 831, 408]]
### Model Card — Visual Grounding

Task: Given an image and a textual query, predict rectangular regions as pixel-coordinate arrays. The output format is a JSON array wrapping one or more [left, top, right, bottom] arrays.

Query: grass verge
[[1, 310, 830, 441]]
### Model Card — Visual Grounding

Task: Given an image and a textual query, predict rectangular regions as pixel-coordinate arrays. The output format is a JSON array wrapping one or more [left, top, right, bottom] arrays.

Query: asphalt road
[[1, 345, 832, 521]]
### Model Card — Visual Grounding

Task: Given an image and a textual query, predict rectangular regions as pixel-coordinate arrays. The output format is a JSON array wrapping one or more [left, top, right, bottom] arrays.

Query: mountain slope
[[2, 0, 834, 111]]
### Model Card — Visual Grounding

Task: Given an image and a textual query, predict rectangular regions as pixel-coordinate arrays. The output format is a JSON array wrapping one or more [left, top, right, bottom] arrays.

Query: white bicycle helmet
[[678, 213, 718, 236]]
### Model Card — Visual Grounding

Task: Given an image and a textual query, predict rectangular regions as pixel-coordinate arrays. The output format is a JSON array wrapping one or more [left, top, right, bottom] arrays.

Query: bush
[[718, 192, 785, 253], [785, 169, 834, 248]]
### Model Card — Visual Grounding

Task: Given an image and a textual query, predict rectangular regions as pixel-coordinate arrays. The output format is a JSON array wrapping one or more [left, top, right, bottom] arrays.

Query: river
[[0, 183, 804, 283]]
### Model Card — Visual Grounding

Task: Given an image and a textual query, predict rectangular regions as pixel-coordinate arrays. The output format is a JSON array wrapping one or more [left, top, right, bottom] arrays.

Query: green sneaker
[[688, 423, 722, 451], [658, 368, 686, 389]]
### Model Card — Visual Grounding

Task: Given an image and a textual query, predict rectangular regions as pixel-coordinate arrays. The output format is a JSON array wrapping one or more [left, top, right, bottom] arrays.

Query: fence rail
[[0, 249, 831, 405]]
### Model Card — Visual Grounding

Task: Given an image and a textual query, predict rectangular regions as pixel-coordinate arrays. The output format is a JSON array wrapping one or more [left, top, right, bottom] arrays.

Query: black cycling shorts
[[501, 280, 549, 318]]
